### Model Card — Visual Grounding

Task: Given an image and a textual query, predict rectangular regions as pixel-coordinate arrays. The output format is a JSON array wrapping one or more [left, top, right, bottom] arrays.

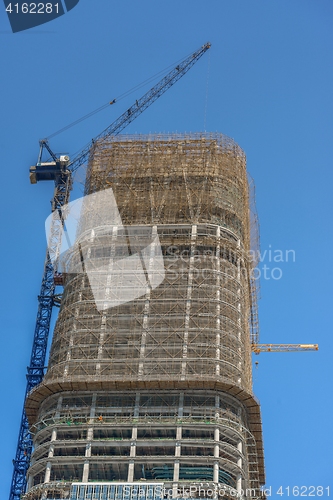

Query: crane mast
[[9, 42, 211, 500]]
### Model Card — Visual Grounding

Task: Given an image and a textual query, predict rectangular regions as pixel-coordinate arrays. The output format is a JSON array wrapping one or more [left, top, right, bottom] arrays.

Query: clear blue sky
[[1, 0, 332, 497]]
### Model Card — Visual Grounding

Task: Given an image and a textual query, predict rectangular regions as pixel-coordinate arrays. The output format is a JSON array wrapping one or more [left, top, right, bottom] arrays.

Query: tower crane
[[252, 343, 318, 354], [9, 42, 211, 500]]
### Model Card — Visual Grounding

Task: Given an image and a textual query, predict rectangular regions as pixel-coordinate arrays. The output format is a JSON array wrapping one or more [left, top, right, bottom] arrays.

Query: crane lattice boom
[[68, 42, 211, 173], [252, 343, 319, 354]]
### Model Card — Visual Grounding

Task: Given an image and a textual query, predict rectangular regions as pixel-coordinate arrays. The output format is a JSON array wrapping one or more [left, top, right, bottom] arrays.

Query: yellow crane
[[252, 343, 319, 354]]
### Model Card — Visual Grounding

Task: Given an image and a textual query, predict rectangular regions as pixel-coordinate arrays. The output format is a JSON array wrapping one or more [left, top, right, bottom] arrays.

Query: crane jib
[[68, 42, 211, 173], [11, 42, 211, 500]]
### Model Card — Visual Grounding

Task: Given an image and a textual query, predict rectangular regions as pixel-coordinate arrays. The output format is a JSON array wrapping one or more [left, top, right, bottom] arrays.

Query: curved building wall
[[42, 133, 252, 392], [25, 133, 264, 499]]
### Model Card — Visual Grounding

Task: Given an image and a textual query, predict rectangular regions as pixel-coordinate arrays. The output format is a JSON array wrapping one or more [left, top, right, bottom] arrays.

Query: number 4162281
[[6, 3, 59, 14], [276, 486, 330, 496]]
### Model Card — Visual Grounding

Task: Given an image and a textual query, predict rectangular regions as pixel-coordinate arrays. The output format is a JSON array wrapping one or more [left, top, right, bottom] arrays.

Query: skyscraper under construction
[[24, 133, 265, 500]]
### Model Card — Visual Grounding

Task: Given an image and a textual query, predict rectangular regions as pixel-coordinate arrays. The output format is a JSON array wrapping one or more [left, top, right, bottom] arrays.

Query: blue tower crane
[[9, 42, 211, 500]]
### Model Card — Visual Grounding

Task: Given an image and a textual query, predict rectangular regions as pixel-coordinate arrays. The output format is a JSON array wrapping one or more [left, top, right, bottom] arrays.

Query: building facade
[[24, 133, 265, 500]]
